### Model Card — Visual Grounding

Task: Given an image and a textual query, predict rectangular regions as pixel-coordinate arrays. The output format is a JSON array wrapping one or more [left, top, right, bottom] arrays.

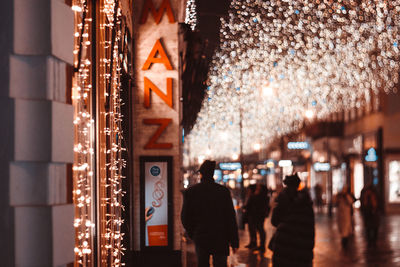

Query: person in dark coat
[[360, 182, 380, 247], [313, 183, 323, 213], [244, 183, 270, 252], [181, 160, 239, 267], [243, 184, 257, 248], [270, 173, 315, 267]]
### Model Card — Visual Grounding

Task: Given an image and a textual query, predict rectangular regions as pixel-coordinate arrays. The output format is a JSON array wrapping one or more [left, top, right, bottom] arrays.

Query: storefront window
[[332, 168, 345, 195], [267, 174, 277, 190], [389, 160, 400, 203], [353, 162, 364, 208]]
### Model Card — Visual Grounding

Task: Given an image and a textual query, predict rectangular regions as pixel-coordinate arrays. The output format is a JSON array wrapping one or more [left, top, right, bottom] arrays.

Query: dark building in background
[[181, 0, 230, 135]]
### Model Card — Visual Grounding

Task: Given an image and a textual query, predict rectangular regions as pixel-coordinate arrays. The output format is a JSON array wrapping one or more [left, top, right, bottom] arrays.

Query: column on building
[[1, 0, 75, 266]]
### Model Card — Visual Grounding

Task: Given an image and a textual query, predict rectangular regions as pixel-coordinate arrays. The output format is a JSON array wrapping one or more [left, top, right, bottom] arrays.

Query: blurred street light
[[262, 85, 274, 97], [232, 153, 239, 161], [198, 155, 205, 164], [305, 109, 314, 119]]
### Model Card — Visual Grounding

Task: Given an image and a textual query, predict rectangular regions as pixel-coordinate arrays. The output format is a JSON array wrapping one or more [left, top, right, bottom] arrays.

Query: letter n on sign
[[143, 77, 173, 108]]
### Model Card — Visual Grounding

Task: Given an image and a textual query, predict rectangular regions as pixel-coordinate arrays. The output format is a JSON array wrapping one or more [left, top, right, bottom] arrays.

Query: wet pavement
[[185, 210, 400, 266]]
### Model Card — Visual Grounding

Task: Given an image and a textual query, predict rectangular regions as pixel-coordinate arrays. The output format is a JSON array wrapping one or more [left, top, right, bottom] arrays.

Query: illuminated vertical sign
[[134, 0, 181, 252], [138, 0, 177, 149]]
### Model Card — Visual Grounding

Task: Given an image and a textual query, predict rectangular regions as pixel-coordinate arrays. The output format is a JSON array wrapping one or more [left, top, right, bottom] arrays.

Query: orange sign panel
[[147, 224, 168, 246]]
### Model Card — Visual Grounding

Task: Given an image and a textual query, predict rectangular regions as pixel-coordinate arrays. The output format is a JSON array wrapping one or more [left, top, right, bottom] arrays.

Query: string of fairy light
[[103, 1, 126, 265], [72, 0, 126, 266], [102, 1, 126, 266], [185, 0, 197, 30], [186, 0, 400, 162], [72, 0, 95, 263]]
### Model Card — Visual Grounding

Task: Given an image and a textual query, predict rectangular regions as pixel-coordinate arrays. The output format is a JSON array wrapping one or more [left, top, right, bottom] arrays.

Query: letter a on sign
[[142, 39, 173, 70], [144, 77, 173, 108], [143, 118, 173, 149], [140, 0, 175, 24]]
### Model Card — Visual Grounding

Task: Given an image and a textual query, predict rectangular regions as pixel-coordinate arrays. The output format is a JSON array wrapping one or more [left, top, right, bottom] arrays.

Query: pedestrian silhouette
[[181, 160, 239, 267], [269, 173, 315, 267], [314, 183, 323, 213], [243, 184, 257, 248], [360, 182, 380, 247], [243, 183, 270, 253], [334, 185, 354, 248]]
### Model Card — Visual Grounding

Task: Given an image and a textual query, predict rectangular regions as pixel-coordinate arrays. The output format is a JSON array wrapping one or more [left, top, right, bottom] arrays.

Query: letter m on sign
[[140, 0, 175, 24]]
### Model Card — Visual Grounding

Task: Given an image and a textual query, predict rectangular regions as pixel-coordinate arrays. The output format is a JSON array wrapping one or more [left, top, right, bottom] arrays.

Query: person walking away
[[314, 183, 323, 213], [181, 160, 239, 267], [243, 184, 257, 249], [245, 183, 270, 252], [347, 188, 356, 233], [360, 183, 380, 247], [270, 173, 315, 267], [335, 185, 354, 248]]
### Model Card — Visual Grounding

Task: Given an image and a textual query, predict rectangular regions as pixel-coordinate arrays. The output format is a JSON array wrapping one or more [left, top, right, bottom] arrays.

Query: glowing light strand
[[72, 0, 96, 264], [186, 0, 400, 162], [73, 0, 126, 266], [185, 0, 197, 30], [101, 3, 127, 265]]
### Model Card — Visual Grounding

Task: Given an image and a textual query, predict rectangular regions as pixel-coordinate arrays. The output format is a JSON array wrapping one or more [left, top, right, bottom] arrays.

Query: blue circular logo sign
[[150, 166, 161, 176]]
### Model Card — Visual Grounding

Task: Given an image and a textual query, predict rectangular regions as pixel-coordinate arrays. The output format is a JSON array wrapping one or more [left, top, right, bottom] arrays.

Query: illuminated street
[[2, 0, 400, 266], [185, 211, 400, 267]]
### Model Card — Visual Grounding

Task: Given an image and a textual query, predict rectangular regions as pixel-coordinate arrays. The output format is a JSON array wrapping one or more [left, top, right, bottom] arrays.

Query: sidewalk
[[184, 211, 400, 266], [312, 211, 400, 267]]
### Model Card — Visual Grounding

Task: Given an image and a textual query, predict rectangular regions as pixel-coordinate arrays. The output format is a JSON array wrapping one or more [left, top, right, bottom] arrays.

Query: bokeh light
[[186, 0, 400, 162]]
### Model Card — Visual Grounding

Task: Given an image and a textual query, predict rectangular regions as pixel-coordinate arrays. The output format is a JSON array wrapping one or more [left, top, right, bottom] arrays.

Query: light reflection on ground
[[185, 210, 400, 267]]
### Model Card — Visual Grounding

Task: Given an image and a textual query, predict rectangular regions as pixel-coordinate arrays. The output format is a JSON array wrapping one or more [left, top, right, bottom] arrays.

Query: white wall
[[0, 0, 75, 266]]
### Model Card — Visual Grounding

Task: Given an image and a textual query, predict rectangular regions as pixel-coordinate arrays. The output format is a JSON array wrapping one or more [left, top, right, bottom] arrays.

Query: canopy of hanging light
[[185, 0, 400, 163]]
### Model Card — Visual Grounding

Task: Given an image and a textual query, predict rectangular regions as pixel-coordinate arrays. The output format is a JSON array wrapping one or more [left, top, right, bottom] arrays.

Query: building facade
[[1, 0, 75, 266], [0, 0, 188, 266], [263, 90, 400, 214]]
